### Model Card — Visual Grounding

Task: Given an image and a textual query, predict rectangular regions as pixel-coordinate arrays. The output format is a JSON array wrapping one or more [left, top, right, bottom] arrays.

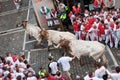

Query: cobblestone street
[[0, 0, 120, 80]]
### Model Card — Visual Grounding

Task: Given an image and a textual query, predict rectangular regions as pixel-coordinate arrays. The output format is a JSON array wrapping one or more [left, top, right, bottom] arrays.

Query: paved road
[[0, 0, 29, 31], [0, 0, 120, 80]]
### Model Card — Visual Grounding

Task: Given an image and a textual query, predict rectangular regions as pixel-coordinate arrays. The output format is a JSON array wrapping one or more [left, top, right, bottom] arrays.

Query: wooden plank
[[31, 0, 55, 29]]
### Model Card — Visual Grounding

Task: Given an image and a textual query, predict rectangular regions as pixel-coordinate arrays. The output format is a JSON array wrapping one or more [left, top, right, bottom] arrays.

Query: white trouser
[[45, 13, 53, 26], [89, 33, 98, 41], [14, 3, 20, 10], [75, 31, 80, 40], [115, 38, 119, 48], [114, 37, 120, 48], [105, 34, 114, 48], [99, 34, 105, 41]]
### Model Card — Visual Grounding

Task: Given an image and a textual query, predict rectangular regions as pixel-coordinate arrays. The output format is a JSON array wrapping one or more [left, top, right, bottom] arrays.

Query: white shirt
[[15, 72, 25, 78], [95, 66, 106, 78], [19, 62, 26, 69], [104, 18, 113, 25], [27, 76, 37, 80], [13, 59, 20, 67], [88, 27, 98, 37], [58, 56, 72, 71], [5, 56, 14, 64], [49, 61, 58, 74], [84, 13, 89, 17], [93, 22, 99, 29], [110, 73, 120, 80], [27, 67, 36, 75], [84, 75, 103, 80], [94, 15, 100, 19], [106, 69, 120, 80], [80, 25, 85, 31], [0, 69, 2, 73], [0, 63, 3, 69], [3, 70, 10, 77]]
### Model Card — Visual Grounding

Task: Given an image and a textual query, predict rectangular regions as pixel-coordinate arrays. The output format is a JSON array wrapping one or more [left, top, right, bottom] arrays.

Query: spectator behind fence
[[40, 6, 52, 27], [93, 0, 105, 12], [104, 0, 115, 10], [50, 9, 59, 25]]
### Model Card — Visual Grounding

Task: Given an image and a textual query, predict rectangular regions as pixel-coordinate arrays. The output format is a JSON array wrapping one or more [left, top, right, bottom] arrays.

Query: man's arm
[[72, 55, 76, 60]]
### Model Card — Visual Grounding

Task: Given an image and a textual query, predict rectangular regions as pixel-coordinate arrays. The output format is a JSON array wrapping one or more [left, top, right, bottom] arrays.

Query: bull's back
[[70, 40, 105, 54], [48, 30, 76, 44]]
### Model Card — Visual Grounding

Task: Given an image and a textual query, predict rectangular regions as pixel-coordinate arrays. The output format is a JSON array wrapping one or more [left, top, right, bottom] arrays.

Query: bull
[[39, 29, 76, 51], [56, 39, 108, 65], [17, 21, 76, 52], [17, 21, 41, 44]]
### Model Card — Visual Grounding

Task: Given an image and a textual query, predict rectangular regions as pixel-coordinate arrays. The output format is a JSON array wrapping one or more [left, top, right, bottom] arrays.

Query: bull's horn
[[55, 43, 61, 48]]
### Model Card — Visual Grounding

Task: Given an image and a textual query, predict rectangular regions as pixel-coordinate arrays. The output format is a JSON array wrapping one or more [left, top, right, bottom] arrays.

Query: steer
[[17, 21, 41, 44], [39, 29, 76, 51], [56, 39, 108, 65]]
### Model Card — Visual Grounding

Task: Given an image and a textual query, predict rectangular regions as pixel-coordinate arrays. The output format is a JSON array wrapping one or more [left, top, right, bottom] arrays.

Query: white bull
[[18, 21, 41, 43], [56, 39, 107, 64], [39, 29, 76, 51], [18, 21, 76, 51]]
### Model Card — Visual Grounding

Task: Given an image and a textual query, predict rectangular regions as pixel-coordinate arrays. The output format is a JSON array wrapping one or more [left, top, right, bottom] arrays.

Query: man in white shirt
[[94, 62, 108, 80], [107, 66, 120, 80], [48, 56, 58, 76], [5, 53, 14, 65], [57, 55, 75, 80], [15, 68, 25, 79]]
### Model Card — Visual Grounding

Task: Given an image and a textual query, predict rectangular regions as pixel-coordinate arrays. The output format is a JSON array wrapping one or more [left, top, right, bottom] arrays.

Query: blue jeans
[[94, 7, 101, 12]]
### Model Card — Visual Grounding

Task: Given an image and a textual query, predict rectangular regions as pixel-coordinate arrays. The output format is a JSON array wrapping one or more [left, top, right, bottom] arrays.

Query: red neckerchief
[[97, 66, 101, 69], [107, 19, 110, 22], [7, 78, 12, 80], [0, 76, 3, 78], [89, 75, 93, 78]]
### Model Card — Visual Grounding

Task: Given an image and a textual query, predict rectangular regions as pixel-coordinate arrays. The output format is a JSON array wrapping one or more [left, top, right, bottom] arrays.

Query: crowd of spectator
[[0, 52, 120, 80], [71, 8, 120, 48], [0, 52, 66, 80], [40, 0, 120, 49]]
